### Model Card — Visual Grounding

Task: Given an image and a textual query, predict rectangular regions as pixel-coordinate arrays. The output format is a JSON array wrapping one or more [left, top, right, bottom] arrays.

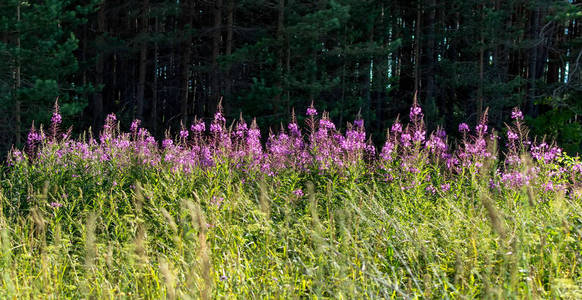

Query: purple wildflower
[[409, 105, 423, 120], [105, 113, 117, 123], [51, 112, 62, 125], [458, 123, 470, 133], [293, 189, 304, 197], [426, 185, 437, 194], [162, 138, 173, 148], [235, 122, 248, 138], [400, 133, 412, 147], [507, 131, 519, 140], [130, 119, 141, 132], [543, 181, 554, 192], [319, 119, 336, 130], [306, 107, 318, 116], [476, 124, 488, 134], [412, 130, 426, 143], [440, 183, 451, 192], [391, 122, 402, 133], [191, 121, 206, 133], [380, 141, 394, 161], [210, 123, 222, 134], [211, 196, 224, 207], [50, 202, 63, 208], [27, 131, 43, 145], [288, 123, 300, 136], [511, 108, 523, 120]]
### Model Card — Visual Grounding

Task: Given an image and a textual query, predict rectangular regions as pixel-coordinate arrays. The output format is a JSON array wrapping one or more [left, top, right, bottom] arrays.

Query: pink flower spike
[[306, 107, 318, 116], [409, 105, 423, 120], [511, 108, 524, 120], [507, 131, 519, 140], [458, 123, 469, 132], [130, 119, 141, 132]]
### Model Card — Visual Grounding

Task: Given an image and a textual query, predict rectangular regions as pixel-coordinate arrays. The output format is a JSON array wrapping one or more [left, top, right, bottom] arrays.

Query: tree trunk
[[224, 0, 234, 116], [414, 0, 421, 104], [423, 0, 436, 126], [478, 3, 484, 116], [136, 0, 149, 121], [15, 1, 21, 146], [180, 0, 194, 124], [151, 16, 159, 134], [365, 25, 374, 122], [210, 0, 223, 114], [94, 2, 106, 130], [527, 6, 541, 116], [273, 0, 285, 112]]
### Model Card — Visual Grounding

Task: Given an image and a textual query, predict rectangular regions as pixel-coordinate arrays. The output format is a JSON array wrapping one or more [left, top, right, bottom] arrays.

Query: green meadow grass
[[1, 157, 581, 299]]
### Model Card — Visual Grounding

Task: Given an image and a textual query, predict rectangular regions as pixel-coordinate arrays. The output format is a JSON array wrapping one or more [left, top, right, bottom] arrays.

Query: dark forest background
[[1, 0, 581, 156]]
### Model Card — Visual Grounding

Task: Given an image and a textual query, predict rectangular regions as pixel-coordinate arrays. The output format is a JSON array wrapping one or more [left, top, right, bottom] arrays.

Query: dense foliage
[[1, 103, 581, 298], [1, 0, 581, 155]]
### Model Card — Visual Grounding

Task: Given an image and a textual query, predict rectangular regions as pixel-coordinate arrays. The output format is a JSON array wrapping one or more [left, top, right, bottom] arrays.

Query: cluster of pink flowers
[[9, 102, 582, 198]]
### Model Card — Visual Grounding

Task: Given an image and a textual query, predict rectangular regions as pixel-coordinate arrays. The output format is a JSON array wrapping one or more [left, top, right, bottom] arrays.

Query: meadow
[[0, 103, 581, 298]]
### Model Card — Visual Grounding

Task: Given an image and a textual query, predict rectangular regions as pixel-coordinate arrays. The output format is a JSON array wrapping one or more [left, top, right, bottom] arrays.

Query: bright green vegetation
[[1, 162, 581, 298]]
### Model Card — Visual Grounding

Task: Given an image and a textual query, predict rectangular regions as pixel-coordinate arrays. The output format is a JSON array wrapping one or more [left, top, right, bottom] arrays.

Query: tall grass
[[0, 102, 581, 298]]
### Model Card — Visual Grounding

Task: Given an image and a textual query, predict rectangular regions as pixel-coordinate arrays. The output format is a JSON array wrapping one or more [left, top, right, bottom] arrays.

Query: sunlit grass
[[1, 103, 581, 298]]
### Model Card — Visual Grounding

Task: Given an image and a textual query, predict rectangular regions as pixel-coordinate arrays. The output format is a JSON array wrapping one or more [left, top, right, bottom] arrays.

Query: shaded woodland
[[0, 0, 581, 154]]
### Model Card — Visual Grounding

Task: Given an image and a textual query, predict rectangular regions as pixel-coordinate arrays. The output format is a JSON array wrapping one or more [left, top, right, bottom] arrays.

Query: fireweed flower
[[306, 107, 318, 116], [214, 112, 226, 123], [211, 196, 224, 207], [52, 111, 62, 125], [511, 108, 524, 120], [436, 129, 446, 139], [105, 113, 117, 126], [380, 141, 394, 161], [440, 183, 451, 192], [162, 138, 174, 148], [288, 123, 300, 136], [246, 121, 262, 158], [458, 123, 470, 133], [319, 119, 335, 130], [19, 102, 582, 199], [293, 189, 304, 197], [210, 123, 222, 134], [191, 121, 206, 133], [412, 130, 426, 143], [180, 129, 189, 139], [501, 171, 530, 188], [391, 122, 402, 133], [507, 131, 519, 140], [409, 105, 423, 120], [130, 119, 141, 132], [543, 181, 554, 192], [400, 133, 412, 147], [235, 122, 248, 138], [27, 131, 43, 145], [426, 133, 447, 154], [50, 202, 63, 208], [426, 185, 437, 194]]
